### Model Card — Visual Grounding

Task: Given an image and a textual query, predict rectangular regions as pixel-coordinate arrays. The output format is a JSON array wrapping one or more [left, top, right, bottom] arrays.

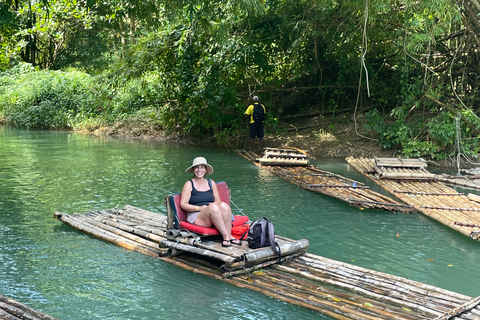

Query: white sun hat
[[185, 157, 214, 175]]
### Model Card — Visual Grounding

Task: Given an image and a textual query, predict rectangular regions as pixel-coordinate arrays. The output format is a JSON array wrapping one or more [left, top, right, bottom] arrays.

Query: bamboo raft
[[0, 293, 58, 320], [239, 149, 413, 212], [346, 157, 480, 240], [53, 205, 480, 319], [436, 173, 480, 191]]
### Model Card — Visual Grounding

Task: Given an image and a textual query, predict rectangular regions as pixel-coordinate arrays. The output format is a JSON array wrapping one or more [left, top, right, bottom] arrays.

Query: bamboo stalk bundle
[[259, 158, 309, 166], [230, 274, 397, 320], [159, 235, 198, 247], [159, 240, 237, 263], [80, 215, 162, 251], [379, 172, 436, 180], [0, 295, 58, 320], [95, 217, 166, 242], [241, 239, 309, 263], [259, 271, 426, 320], [435, 296, 480, 320], [53, 213, 163, 258], [221, 251, 306, 277], [112, 208, 168, 227], [298, 253, 469, 302], [264, 150, 307, 158], [268, 146, 316, 159], [88, 210, 167, 230], [375, 158, 427, 169]]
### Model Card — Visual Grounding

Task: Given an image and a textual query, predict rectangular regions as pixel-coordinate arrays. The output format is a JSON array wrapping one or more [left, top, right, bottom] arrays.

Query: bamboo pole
[[53, 213, 162, 258], [80, 215, 162, 251], [435, 296, 480, 320], [277, 263, 450, 316], [0, 294, 58, 320], [221, 251, 306, 277], [257, 271, 419, 320], [293, 255, 467, 306], [266, 269, 424, 319], [0, 309, 21, 320], [0, 303, 39, 320], [160, 240, 237, 264]]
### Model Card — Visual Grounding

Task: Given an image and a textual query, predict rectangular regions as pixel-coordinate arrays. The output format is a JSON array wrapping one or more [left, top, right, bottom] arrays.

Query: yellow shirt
[[244, 103, 266, 124]]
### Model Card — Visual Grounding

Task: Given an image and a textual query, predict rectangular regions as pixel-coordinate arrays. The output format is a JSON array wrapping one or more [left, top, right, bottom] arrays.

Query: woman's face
[[194, 165, 207, 177]]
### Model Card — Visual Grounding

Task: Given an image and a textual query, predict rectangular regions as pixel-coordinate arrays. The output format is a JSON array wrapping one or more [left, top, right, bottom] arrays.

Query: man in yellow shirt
[[244, 96, 266, 152]]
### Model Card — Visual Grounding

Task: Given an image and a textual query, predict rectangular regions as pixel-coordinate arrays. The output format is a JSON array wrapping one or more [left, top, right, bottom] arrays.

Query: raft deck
[[239, 148, 413, 212], [54, 205, 480, 319], [346, 157, 480, 240]]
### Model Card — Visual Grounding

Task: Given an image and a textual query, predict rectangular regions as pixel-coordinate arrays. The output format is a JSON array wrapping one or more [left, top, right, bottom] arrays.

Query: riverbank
[[94, 111, 398, 160]]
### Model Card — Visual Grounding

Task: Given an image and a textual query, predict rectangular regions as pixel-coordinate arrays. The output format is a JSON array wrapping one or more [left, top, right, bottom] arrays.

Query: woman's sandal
[[222, 240, 231, 247], [230, 238, 242, 246]]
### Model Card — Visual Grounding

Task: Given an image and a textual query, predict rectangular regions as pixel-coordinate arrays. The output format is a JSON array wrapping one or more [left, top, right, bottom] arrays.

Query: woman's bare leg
[[194, 204, 230, 241]]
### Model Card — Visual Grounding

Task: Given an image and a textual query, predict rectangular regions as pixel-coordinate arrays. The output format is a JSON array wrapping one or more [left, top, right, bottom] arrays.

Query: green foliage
[[365, 107, 480, 160], [1, 0, 480, 160], [0, 65, 93, 128]]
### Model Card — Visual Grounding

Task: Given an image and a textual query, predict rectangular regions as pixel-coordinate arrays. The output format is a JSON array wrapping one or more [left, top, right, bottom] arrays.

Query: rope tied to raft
[[230, 199, 246, 216]]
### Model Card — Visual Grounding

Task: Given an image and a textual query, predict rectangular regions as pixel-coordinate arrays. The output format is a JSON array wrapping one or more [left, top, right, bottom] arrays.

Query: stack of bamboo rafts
[[0, 294, 58, 320], [346, 157, 480, 240], [258, 147, 310, 166], [53, 206, 480, 319]]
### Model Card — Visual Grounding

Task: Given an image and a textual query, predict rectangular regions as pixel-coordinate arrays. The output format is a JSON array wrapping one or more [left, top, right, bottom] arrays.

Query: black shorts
[[250, 122, 264, 138]]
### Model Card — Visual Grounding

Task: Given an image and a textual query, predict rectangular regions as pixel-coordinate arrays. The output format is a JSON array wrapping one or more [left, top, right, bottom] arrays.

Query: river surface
[[1, 127, 480, 319]]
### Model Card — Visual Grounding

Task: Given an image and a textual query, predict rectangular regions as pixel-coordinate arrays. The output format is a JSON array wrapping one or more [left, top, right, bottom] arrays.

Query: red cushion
[[179, 215, 249, 236]]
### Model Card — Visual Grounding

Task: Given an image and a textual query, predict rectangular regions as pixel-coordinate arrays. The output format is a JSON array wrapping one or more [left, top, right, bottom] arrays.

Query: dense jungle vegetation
[[1, 0, 480, 162]]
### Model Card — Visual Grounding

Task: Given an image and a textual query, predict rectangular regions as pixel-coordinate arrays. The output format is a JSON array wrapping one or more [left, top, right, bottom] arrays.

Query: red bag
[[231, 224, 250, 240]]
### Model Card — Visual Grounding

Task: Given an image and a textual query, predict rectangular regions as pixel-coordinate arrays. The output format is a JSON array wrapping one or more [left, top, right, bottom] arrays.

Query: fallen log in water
[[53, 205, 480, 319]]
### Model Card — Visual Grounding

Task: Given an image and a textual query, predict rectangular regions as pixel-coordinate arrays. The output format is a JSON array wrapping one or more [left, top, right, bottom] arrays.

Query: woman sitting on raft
[[180, 157, 242, 247]]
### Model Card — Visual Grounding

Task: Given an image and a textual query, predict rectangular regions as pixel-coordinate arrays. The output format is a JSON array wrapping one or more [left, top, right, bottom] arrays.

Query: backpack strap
[[266, 219, 281, 262]]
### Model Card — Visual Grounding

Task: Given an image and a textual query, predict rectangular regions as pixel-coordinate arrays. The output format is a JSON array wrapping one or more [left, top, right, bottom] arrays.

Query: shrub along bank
[[1, 63, 480, 164]]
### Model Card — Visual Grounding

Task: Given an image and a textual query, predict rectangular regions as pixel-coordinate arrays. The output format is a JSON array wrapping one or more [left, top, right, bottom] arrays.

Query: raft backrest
[[170, 181, 230, 228]]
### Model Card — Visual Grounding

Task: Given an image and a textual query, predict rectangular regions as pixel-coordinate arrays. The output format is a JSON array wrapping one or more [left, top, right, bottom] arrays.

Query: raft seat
[[169, 181, 249, 236]]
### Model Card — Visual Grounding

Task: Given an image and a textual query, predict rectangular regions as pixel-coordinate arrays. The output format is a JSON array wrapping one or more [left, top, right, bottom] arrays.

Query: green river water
[[1, 127, 480, 319]]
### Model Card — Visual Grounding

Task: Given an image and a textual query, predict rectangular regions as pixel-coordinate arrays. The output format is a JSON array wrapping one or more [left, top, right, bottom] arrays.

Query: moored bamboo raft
[[0, 294, 58, 320], [346, 157, 480, 241], [53, 205, 480, 319], [239, 150, 414, 212]]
